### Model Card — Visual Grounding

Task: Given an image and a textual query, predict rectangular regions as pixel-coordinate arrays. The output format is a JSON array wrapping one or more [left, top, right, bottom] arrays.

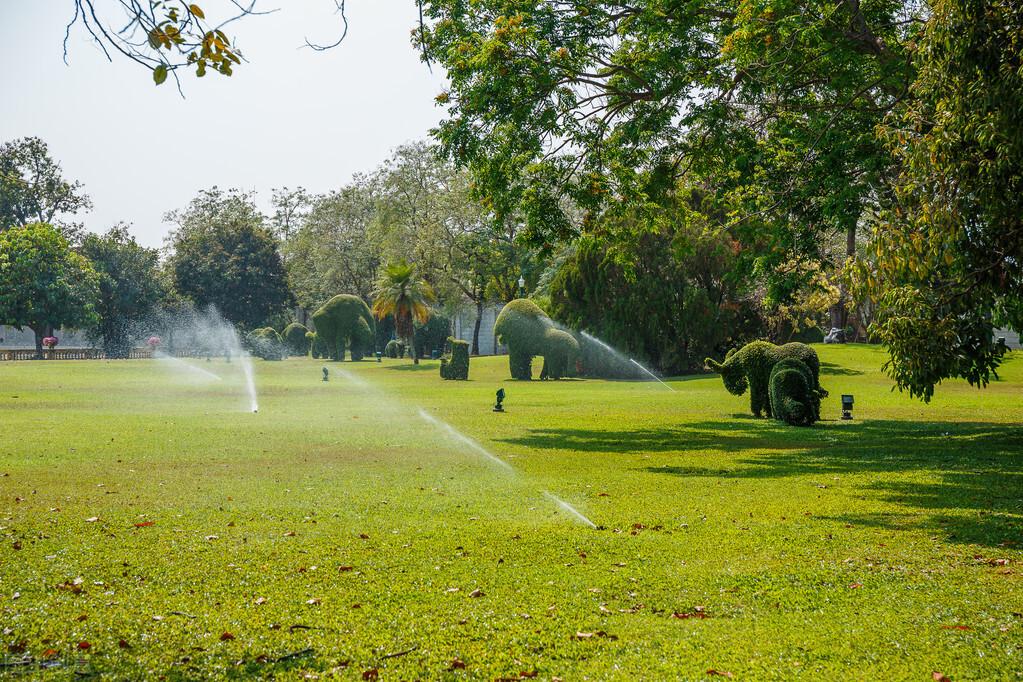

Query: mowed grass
[[1, 345, 1021, 680]]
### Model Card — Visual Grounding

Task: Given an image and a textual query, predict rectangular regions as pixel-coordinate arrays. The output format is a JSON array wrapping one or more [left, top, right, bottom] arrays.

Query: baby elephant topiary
[[705, 340, 826, 419], [769, 358, 820, 426], [384, 339, 404, 358], [494, 299, 578, 380], [248, 327, 285, 361], [440, 337, 470, 380]]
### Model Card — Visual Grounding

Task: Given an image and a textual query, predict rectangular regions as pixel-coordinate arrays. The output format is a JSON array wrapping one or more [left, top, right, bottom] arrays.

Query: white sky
[[0, 1, 447, 248]]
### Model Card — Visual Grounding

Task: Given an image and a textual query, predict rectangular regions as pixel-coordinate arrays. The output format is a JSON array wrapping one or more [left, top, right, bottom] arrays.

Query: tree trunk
[[828, 223, 858, 334], [471, 300, 483, 356], [410, 327, 419, 364], [32, 326, 44, 359]]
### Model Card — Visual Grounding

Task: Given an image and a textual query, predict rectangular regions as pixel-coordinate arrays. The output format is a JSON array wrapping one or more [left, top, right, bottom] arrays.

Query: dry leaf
[[362, 668, 379, 680], [306, 598, 321, 605], [469, 588, 484, 598], [134, 521, 155, 528], [77, 641, 91, 650], [283, 531, 296, 537], [448, 658, 466, 670], [220, 632, 235, 641], [848, 583, 863, 589], [706, 669, 733, 678], [85, 517, 99, 523], [932, 673, 951, 682]]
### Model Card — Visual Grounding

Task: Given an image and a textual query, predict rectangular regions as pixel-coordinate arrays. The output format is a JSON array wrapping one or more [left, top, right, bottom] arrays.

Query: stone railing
[[0, 348, 156, 361]]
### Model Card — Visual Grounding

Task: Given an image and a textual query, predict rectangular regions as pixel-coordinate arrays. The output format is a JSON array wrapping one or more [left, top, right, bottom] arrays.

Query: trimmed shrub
[[540, 328, 579, 380], [308, 331, 329, 359], [769, 358, 820, 426], [494, 299, 582, 380], [440, 337, 470, 380], [705, 341, 826, 419], [283, 322, 310, 356], [414, 313, 451, 359], [384, 339, 404, 358], [311, 294, 376, 361], [248, 327, 285, 360]]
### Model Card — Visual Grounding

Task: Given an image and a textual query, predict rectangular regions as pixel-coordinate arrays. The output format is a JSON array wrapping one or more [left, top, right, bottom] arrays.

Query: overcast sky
[[0, 1, 447, 248]]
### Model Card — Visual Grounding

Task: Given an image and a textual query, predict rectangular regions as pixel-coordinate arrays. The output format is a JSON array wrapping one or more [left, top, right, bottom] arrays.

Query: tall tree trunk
[[33, 326, 44, 359], [828, 223, 857, 334], [410, 327, 419, 364], [471, 300, 483, 356]]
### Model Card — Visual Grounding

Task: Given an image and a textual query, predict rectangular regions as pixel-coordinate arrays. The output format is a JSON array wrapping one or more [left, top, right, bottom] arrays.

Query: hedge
[[283, 322, 310, 356], [440, 337, 470, 380], [705, 341, 826, 419], [311, 294, 376, 361]]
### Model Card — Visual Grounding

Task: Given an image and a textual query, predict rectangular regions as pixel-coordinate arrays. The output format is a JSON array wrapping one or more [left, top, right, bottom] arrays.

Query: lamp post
[[493, 388, 506, 412], [517, 275, 526, 297]]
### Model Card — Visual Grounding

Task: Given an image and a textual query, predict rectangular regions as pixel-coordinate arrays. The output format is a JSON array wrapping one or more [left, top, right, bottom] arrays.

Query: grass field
[[1, 345, 1021, 680]]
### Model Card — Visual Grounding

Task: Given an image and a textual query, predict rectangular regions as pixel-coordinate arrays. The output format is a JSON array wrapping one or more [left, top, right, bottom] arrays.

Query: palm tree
[[371, 261, 435, 364]]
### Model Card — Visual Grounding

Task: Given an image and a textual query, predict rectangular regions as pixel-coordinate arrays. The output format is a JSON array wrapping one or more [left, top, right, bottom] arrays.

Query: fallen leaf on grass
[[254, 597, 267, 605], [338, 565, 354, 572], [848, 583, 863, 589], [362, 668, 378, 680], [573, 631, 617, 641], [706, 669, 733, 678], [77, 641, 91, 650], [448, 658, 466, 670], [306, 598, 321, 606], [283, 531, 296, 537], [941, 625, 971, 631], [932, 673, 951, 682], [118, 639, 130, 649], [134, 521, 155, 528], [673, 607, 708, 620], [220, 632, 235, 641], [57, 577, 85, 594], [12, 540, 21, 550], [469, 588, 484, 598], [359, 533, 370, 540], [85, 517, 99, 523], [41, 648, 59, 659]]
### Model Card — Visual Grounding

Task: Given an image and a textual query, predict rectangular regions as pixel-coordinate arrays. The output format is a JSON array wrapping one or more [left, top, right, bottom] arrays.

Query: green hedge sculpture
[[384, 339, 405, 358], [311, 294, 376, 361], [248, 327, 284, 360], [705, 341, 826, 418], [768, 357, 820, 426], [494, 299, 579, 380], [440, 337, 470, 380], [283, 322, 310, 356]]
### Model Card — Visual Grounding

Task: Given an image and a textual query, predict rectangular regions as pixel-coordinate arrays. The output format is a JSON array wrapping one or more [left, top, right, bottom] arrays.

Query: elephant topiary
[[705, 340, 826, 418], [283, 322, 310, 356], [494, 299, 579, 380], [768, 358, 820, 426], [311, 294, 376, 361], [384, 339, 404, 358], [440, 337, 470, 380]]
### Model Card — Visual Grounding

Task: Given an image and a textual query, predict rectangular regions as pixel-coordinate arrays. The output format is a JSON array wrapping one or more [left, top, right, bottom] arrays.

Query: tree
[[80, 224, 165, 357], [0, 223, 99, 357], [285, 179, 380, 313], [269, 186, 311, 247], [371, 261, 435, 364], [165, 187, 292, 329], [0, 137, 91, 233], [854, 0, 1023, 400]]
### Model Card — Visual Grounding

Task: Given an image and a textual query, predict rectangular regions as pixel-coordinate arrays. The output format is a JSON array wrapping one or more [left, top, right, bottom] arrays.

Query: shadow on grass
[[820, 361, 865, 376], [385, 362, 438, 372], [499, 419, 1023, 547]]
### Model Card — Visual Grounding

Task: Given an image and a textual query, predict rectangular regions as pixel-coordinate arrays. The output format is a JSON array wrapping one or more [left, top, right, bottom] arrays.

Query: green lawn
[[1, 345, 1021, 680]]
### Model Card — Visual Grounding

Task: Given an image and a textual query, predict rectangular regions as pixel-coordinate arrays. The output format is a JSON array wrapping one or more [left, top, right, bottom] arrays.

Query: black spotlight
[[493, 388, 506, 412], [322, 367, 329, 382], [841, 394, 854, 420]]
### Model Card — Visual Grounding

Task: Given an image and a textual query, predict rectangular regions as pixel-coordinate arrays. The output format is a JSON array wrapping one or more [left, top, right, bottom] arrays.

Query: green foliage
[[0, 222, 100, 355], [80, 225, 164, 358], [166, 188, 292, 330], [549, 204, 765, 375], [384, 339, 405, 359], [854, 0, 1023, 401], [494, 298, 580, 380], [247, 327, 284, 361], [307, 331, 328, 360], [539, 328, 579, 381], [0, 137, 91, 232], [413, 313, 450, 359], [312, 294, 375, 361], [768, 358, 820, 426], [705, 341, 825, 419], [440, 337, 470, 380], [283, 322, 310, 356], [372, 261, 435, 363]]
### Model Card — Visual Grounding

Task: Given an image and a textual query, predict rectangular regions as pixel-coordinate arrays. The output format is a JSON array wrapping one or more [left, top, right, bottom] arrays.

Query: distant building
[[995, 328, 1021, 350], [451, 304, 507, 355]]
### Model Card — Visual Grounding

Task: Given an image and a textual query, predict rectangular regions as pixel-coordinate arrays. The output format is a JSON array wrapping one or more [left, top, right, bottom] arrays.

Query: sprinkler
[[493, 388, 505, 412], [841, 394, 854, 420], [322, 367, 329, 382]]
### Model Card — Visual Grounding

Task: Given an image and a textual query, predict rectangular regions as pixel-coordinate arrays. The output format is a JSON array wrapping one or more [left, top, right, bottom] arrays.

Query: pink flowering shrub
[[42, 336, 59, 349]]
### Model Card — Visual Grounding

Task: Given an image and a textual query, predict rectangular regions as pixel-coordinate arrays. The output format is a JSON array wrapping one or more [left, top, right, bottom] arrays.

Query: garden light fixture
[[322, 367, 329, 382], [493, 388, 505, 412], [841, 394, 854, 420]]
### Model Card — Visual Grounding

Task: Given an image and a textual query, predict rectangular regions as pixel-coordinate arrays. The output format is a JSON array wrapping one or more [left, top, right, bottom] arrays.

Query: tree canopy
[[0, 137, 91, 234]]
